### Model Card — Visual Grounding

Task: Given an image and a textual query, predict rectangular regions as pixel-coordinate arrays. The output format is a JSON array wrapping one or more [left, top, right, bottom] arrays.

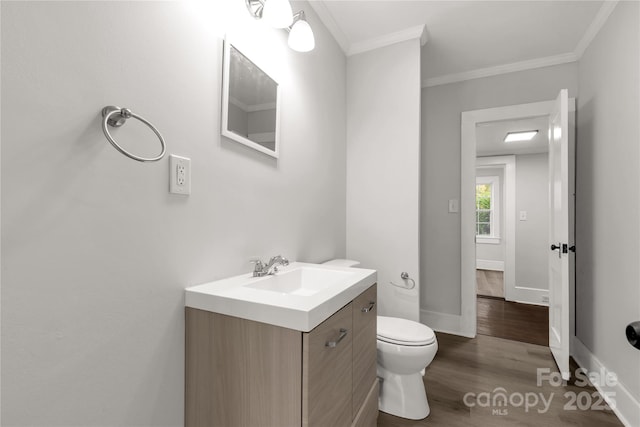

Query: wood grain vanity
[[185, 283, 378, 427]]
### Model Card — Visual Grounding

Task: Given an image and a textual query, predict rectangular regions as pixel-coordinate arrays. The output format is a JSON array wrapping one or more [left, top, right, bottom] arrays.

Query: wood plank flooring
[[477, 296, 549, 346], [377, 333, 623, 427], [476, 269, 504, 298]]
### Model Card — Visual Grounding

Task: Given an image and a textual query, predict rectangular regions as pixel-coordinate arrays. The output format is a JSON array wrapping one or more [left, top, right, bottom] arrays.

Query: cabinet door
[[302, 303, 353, 427], [352, 284, 378, 417], [185, 308, 302, 427]]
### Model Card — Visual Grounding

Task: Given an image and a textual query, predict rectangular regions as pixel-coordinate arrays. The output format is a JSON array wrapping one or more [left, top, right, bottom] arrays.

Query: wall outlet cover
[[169, 154, 191, 195]]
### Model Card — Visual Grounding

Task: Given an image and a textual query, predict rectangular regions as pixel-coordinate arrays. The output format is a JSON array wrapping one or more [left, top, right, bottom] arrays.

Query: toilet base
[[378, 367, 430, 420]]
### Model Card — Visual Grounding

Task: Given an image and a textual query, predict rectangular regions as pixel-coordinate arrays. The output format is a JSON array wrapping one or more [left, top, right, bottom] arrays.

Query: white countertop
[[185, 262, 377, 332]]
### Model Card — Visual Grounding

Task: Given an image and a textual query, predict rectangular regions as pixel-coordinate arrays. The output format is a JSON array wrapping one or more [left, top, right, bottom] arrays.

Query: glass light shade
[[262, 0, 293, 28], [288, 19, 315, 52]]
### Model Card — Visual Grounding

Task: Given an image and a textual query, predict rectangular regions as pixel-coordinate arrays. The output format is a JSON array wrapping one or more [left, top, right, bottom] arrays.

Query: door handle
[[626, 322, 640, 350], [550, 243, 562, 259], [550, 244, 561, 251]]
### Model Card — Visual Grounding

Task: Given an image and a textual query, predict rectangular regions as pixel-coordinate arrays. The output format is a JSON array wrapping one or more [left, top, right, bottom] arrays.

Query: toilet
[[322, 259, 438, 420]]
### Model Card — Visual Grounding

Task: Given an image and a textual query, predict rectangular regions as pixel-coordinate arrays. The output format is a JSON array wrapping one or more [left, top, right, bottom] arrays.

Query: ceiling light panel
[[504, 130, 538, 142]]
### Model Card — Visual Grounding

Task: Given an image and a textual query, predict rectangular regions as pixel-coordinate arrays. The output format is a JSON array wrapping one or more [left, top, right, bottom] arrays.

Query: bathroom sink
[[244, 267, 355, 296], [185, 262, 377, 332]]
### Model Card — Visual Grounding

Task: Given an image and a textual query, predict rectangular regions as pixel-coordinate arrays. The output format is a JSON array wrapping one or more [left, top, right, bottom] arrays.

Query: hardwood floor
[[477, 296, 549, 346], [377, 333, 623, 427], [476, 269, 503, 298]]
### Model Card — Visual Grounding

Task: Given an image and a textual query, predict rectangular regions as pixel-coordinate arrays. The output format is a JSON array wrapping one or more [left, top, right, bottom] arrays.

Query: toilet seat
[[377, 316, 436, 346]]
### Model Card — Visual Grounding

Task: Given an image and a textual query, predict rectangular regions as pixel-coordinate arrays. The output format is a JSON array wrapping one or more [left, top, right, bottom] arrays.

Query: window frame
[[475, 175, 501, 243]]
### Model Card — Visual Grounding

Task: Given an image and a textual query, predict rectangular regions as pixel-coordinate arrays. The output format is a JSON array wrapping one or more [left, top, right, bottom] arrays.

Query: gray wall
[[421, 63, 578, 314], [346, 39, 422, 321], [228, 102, 249, 136], [1, 1, 346, 425], [576, 0, 640, 407], [248, 108, 277, 135], [515, 153, 548, 290]]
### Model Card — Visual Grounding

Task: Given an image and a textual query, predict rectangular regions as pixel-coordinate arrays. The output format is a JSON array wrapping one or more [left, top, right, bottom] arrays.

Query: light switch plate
[[519, 210, 527, 221], [169, 154, 191, 195], [448, 199, 459, 213]]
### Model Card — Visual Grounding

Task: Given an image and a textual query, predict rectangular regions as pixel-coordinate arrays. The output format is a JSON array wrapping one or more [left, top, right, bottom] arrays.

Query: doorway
[[474, 119, 550, 345], [460, 98, 575, 353]]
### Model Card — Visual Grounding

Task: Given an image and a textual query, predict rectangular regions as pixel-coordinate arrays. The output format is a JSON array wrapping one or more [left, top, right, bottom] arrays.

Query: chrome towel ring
[[101, 106, 166, 162]]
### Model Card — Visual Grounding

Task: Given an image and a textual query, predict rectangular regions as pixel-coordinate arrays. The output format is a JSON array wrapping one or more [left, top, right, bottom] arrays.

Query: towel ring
[[101, 106, 166, 162]]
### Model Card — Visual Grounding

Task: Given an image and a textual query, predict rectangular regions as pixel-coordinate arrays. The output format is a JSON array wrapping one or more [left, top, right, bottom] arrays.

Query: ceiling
[[308, 0, 608, 85], [476, 116, 549, 157]]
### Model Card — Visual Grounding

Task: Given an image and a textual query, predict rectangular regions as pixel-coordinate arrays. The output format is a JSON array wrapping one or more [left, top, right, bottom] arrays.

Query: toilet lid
[[377, 316, 436, 346]]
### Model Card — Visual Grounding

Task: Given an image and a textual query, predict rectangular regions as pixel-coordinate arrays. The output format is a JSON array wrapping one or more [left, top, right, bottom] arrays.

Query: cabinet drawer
[[303, 303, 353, 427], [352, 284, 377, 417]]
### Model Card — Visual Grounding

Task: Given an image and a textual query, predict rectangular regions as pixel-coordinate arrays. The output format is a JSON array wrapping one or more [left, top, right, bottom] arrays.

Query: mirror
[[221, 40, 281, 158]]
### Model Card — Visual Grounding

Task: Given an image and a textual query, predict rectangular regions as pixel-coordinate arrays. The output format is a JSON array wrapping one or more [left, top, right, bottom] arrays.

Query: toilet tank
[[322, 259, 360, 268]]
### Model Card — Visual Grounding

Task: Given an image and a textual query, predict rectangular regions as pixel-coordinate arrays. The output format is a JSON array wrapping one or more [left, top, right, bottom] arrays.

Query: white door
[[548, 89, 571, 380]]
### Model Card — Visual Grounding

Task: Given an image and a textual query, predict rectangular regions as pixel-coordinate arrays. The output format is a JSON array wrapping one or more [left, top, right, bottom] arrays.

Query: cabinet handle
[[361, 301, 376, 313], [325, 328, 348, 348]]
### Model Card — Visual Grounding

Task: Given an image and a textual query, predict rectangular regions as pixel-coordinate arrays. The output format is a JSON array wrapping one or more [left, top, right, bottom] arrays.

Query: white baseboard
[[571, 337, 640, 427], [510, 285, 549, 306], [476, 260, 504, 271], [420, 309, 473, 337]]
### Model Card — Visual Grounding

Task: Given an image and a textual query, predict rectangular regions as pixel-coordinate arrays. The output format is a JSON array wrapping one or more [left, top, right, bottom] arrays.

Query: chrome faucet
[[251, 255, 289, 277]]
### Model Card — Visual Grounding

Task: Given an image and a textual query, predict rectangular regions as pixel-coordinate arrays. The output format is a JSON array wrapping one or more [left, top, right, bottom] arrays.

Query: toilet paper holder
[[390, 272, 416, 290]]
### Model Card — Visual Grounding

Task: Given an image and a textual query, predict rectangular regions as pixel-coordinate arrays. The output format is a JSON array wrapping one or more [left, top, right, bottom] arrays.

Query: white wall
[[346, 39, 422, 321], [421, 62, 578, 315], [575, 2, 640, 425], [515, 153, 548, 291], [475, 166, 504, 268], [1, 1, 347, 425]]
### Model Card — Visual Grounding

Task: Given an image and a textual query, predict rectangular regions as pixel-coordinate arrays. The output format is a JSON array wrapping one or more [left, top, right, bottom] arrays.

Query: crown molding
[[307, 0, 350, 54], [309, 1, 428, 57], [348, 24, 427, 57], [422, 52, 578, 88], [310, 0, 618, 85], [574, 0, 619, 58], [422, 0, 619, 89]]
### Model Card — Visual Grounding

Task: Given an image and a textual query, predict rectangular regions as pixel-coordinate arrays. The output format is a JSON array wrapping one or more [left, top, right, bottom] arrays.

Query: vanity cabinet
[[185, 283, 378, 427]]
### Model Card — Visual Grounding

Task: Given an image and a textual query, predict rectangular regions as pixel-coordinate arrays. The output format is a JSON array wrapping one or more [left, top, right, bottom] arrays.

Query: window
[[476, 176, 500, 241]]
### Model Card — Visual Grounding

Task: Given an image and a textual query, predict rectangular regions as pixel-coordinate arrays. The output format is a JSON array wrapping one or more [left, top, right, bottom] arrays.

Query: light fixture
[[504, 130, 538, 142], [288, 11, 315, 52], [244, 0, 315, 52], [245, 0, 293, 29]]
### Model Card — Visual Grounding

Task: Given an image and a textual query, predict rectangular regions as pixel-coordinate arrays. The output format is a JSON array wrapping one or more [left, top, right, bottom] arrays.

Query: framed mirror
[[221, 39, 281, 158]]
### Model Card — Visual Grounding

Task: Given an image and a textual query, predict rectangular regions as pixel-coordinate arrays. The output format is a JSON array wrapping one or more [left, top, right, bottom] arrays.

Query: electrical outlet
[[169, 154, 191, 195], [542, 296, 549, 303]]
